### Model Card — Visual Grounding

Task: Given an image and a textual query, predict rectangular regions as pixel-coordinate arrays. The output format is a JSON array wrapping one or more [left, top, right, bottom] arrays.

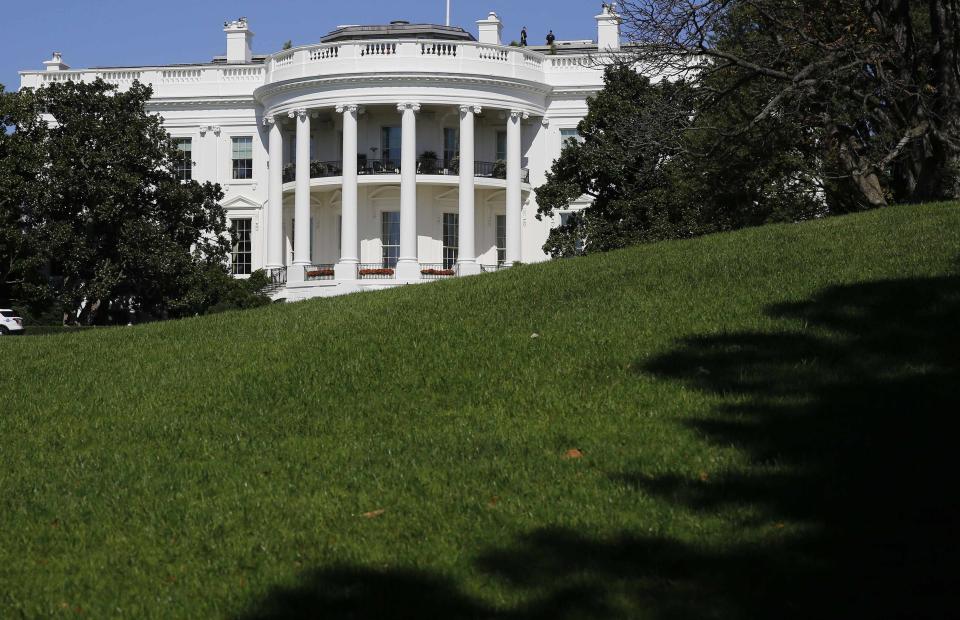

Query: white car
[[0, 309, 25, 336]]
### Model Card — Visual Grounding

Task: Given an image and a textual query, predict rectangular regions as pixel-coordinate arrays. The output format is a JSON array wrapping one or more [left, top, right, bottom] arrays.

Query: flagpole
[[446, 0, 451, 26]]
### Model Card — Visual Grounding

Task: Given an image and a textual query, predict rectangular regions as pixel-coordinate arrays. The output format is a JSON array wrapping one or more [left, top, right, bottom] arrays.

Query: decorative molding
[[434, 188, 459, 202], [369, 185, 401, 200], [510, 110, 530, 121], [288, 108, 308, 120], [199, 125, 221, 136], [459, 104, 483, 116], [396, 102, 422, 113], [335, 103, 365, 115], [221, 194, 262, 210], [262, 116, 276, 127], [541, 117, 551, 128], [255, 73, 552, 104]]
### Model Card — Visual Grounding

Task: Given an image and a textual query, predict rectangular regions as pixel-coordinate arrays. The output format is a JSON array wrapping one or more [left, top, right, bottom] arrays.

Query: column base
[[396, 260, 422, 281], [457, 261, 482, 276], [288, 262, 309, 283], [335, 261, 358, 280]]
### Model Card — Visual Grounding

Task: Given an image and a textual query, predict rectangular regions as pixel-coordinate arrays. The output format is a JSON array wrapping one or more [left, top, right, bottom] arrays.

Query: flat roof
[[321, 22, 475, 43]]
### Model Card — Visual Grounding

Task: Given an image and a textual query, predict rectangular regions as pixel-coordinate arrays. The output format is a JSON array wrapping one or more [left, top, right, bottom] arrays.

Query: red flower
[[359, 268, 395, 276]]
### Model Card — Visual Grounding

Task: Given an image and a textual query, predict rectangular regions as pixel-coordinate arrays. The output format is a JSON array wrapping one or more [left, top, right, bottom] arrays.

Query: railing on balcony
[[361, 157, 402, 175], [266, 266, 288, 285], [480, 263, 508, 273], [358, 263, 396, 279], [267, 39, 551, 82], [420, 263, 459, 280], [283, 157, 530, 184], [283, 160, 343, 183], [304, 264, 335, 281]]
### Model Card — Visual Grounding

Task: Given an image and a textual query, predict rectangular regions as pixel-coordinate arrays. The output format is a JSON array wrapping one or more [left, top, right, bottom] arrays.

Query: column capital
[[335, 103, 365, 115], [459, 104, 483, 116], [509, 109, 530, 121], [397, 102, 422, 113], [262, 115, 276, 127], [288, 108, 309, 120]]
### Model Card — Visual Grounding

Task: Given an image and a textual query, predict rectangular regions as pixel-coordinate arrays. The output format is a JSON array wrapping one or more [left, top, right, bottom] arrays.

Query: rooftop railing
[[265, 39, 561, 85], [19, 42, 600, 95]]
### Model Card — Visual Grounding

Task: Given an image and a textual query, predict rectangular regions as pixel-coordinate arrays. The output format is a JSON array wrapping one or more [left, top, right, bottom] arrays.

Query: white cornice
[[147, 97, 257, 110], [255, 72, 553, 102]]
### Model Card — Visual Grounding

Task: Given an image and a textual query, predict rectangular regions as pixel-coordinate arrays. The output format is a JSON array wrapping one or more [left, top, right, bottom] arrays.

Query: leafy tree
[[1, 79, 260, 323], [535, 66, 826, 256], [618, 0, 960, 207], [0, 85, 50, 310]]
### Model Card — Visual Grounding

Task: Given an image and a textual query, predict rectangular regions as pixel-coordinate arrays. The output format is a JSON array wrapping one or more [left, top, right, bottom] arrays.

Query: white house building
[[19, 9, 621, 300]]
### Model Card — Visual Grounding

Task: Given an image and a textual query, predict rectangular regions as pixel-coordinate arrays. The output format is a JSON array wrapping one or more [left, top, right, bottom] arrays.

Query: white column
[[506, 110, 527, 266], [335, 104, 361, 280], [265, 115, 284, 270], [396, 102, 421, 280], [458, 105, 481, 276], [290, 108, 311, 282]]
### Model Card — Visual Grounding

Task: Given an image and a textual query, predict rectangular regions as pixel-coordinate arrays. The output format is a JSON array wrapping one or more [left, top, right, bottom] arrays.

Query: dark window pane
[[232, 137, 253, 180], [230, 218, 253, 275], [381, 211, 400, 268], [443, 213, 459, 269]]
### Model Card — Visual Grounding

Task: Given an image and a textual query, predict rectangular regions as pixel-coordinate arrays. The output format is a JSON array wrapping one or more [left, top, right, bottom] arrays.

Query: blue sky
[[2, 0, 602, 90]]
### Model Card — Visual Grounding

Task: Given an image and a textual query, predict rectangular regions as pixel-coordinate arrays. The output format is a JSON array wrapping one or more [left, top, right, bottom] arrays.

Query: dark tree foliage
[[536, 67, 695, 256], [536, 66, 827, 256], [0, 79, 266, 323], [0, 86, 50, 312], [619, 0, 960, 207]]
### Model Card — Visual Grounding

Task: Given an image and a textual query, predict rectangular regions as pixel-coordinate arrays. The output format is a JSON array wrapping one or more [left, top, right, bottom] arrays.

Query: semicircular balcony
[[280, 157, 529, 193], [265, 39, 547, 87], [256, 38, 551, 117]]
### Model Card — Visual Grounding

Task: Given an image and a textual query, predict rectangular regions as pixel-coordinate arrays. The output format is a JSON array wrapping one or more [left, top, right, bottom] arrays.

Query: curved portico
[[260, 101, 540, 284], [254, 28, 549, 285]]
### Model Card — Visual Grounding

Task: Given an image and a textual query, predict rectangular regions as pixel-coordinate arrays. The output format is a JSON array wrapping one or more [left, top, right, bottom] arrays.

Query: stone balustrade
[[19, 42, 602, 97]]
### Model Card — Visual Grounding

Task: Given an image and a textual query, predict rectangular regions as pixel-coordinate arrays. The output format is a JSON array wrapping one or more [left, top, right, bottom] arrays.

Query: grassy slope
[[1, 203, 958, 619]]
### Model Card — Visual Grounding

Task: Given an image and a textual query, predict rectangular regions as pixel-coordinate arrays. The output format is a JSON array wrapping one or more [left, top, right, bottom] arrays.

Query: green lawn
[[2, 203, 958, 619]]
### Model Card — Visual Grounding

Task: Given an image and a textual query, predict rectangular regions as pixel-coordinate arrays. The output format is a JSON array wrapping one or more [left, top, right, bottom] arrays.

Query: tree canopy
[[537, 0, 960, 257], [0, 79, 265, 323]]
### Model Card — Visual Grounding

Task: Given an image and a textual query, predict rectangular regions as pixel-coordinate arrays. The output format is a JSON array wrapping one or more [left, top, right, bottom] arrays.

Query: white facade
[[20, 11, 617, 300]]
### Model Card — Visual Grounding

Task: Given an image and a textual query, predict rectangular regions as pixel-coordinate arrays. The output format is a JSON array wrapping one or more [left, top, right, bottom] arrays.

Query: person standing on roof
[[520, 26, 528, 46], [546, 30, 556, 45]]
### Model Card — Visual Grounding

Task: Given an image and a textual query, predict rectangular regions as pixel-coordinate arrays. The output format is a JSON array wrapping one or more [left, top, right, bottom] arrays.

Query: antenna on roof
[[446, 0, 451, 26]]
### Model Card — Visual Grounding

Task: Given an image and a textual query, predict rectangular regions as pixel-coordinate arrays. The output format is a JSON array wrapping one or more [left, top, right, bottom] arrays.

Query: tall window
[[560, 128, 584, 149], [381, 127, 401, 164], [230, 218, 252, 275], [381, 211, 400, 268], [174, 138, 192, 181], [443, 128, 459, 164], [232, 136, 253, 179], [560, 212, 586, 254], [496, 131, 507, 161], [496, 214, 507, 265], [443, 213, 459, 269]]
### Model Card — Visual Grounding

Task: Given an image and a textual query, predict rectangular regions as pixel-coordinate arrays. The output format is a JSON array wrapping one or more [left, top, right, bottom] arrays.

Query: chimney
[[44, 52, 70, 72], [595, 4, 621, 50], [224, 17, 254, 64], [477, 12, 502, 46]]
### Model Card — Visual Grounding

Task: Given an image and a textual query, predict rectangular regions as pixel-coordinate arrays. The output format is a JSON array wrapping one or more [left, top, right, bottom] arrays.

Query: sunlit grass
[[2, 203, 958, 618]]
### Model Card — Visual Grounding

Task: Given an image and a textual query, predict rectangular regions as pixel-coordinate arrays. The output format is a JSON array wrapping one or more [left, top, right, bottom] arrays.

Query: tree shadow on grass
[[241, 276, 960, 619], [629, 274, 960, 618]]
